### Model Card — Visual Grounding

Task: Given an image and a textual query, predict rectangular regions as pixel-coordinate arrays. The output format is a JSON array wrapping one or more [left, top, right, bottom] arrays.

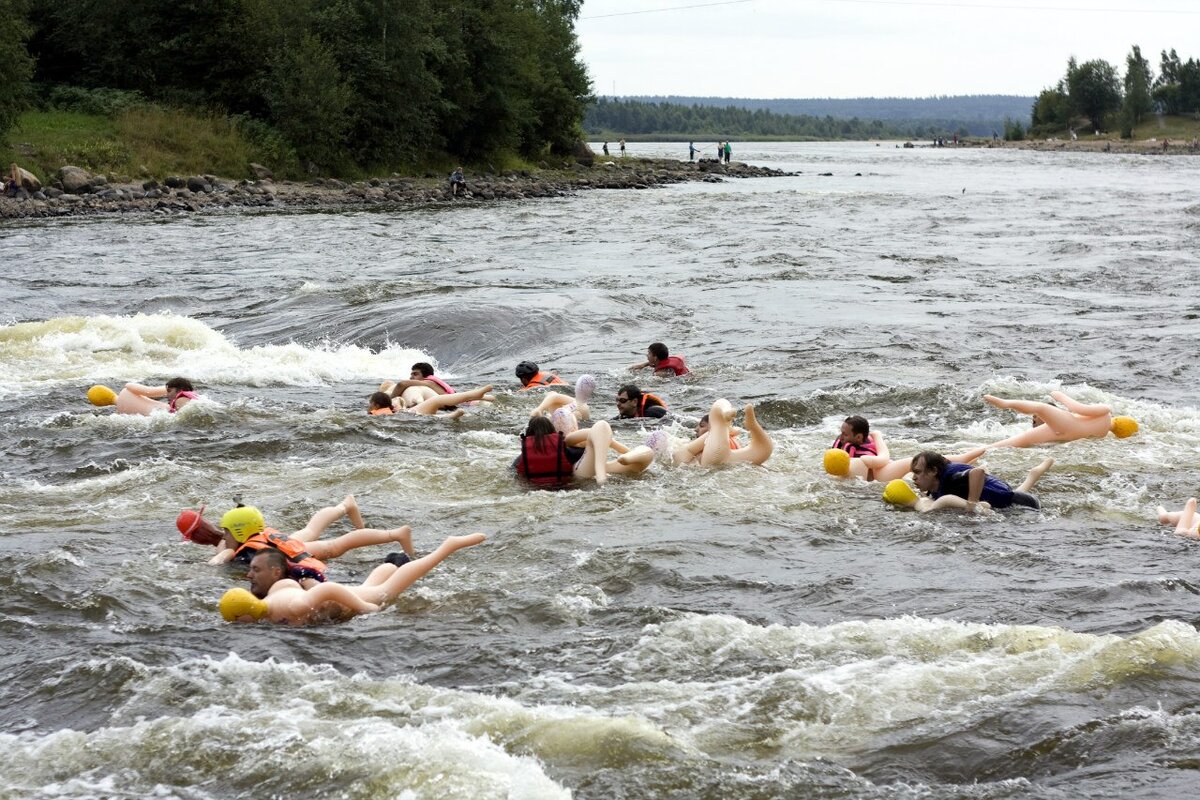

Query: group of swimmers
[[826, 390, 1139, 515], [89, 340, 1196, 626]]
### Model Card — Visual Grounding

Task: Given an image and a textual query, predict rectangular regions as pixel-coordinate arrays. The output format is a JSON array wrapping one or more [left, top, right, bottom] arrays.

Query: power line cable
[[581, 0, 1199, 20]]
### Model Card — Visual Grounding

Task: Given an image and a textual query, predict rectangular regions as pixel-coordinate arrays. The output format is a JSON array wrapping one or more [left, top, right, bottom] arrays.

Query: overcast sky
[[576, 0, 1197, 98]]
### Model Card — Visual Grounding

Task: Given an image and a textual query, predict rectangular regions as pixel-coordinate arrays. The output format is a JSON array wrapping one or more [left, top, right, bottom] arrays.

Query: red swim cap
[[176, 505, 221, 545]]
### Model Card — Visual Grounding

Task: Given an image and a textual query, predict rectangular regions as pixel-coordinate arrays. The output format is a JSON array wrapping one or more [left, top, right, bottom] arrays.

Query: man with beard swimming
[[219, 533, 486, 625]]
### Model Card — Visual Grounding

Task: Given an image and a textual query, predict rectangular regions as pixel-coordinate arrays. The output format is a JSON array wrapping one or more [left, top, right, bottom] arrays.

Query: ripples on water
[[1, 142, 1199, 798]]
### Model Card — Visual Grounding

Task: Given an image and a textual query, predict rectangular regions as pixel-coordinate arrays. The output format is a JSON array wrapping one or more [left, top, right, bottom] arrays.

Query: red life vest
[[832, 436, 877, 457], [637, 393, 667, 416], [369, 407, 394, 415], [234, 528, 328, 578], [424, 375, 455, 394], [656, 355, 689, 376], [520, 371, 567, 391], [169, 390, 198, 413], [516, 432, 574, 488]]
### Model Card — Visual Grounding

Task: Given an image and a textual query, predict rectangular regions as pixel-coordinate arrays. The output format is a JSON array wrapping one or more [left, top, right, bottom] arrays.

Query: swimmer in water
[[649, 399, 773, 466], [220, 533, 486, 625], [207, 503, 415, 581], [881, 478, 994, 513], [373, 383, 493, 418], [383, 364, 497, 405], [983, 390, 1138, 448], [515, 415, 654, 487], [113, 377, 198, 415], [1156, 499, 1200, 537], [906, 451, 1054, 511], [528, 375, 597, 434], [824, 438, 988, 483]]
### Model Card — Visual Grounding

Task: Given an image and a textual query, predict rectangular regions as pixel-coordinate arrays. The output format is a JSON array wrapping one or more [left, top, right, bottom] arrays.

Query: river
[[1, 141, 1199, 798]]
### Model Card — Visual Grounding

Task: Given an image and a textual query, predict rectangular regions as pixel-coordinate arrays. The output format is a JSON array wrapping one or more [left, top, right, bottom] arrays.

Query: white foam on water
[[0, 313, 435, 397], [502, 613, 1200, 761], [0, 654, 572, 800]]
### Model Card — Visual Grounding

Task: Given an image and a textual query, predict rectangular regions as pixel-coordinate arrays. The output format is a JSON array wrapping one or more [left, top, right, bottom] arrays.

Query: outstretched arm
[[208, 547, 236, 565], [628, 361, 649, 371], [914, 495, 992, 514], [123, 382, 167, 398]]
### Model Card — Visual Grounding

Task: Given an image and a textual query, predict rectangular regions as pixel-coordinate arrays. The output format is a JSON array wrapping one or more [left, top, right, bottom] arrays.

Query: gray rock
[[249, 163, 274, 180], [186, 176, 209, 193], [165, 176, 184, 188], [57, 166, 93, 194]]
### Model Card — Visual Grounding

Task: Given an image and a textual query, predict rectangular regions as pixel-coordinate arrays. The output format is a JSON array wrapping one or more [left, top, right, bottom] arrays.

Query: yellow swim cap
[[823, 448, 851, 476], [220, 506, 265, 543], [883, 479, 918, 506], [1110, 416, 1138, 438], [220, 588, 268, 622], [87, 385, 117, 407]]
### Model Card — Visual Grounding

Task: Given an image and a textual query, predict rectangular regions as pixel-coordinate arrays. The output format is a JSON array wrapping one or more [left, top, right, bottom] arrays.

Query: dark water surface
[[2, 142, 1200, 798]]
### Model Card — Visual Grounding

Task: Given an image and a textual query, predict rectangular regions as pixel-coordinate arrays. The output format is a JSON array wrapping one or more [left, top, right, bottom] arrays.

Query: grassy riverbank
[[1, 108, 545, 184]]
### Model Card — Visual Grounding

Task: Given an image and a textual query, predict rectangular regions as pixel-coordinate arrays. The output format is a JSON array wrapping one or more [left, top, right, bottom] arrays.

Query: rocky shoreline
[[0, 158, 788, 220]]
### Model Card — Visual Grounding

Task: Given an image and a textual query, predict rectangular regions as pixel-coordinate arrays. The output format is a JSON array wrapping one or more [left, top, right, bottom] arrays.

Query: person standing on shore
[[603, 141, 609, 156], [688, 142, 696, 162], [619, 139, 626, 156], [724, 141, 732, 163]]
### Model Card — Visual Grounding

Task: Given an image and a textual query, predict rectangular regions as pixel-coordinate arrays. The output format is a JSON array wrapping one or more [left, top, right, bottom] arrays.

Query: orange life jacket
[[234, 528, 328, 577], [369, 407, 394, 415], [636, 392, 667, 416], [520, 371, 567, 391]]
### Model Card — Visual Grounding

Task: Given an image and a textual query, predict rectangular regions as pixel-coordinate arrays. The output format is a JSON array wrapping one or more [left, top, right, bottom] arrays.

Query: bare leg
[[292, 499, 356, 542], [1158, 505, 1182, 525], [864, 456, 913, 482], [342, 494, 365, 530], [306, 526, 414, 560], [531, 391, 574, 417], [699, 400, 737, 466], [1049, 390, 1111, 417], [573, 420, 613, 484], [409, 385, 493, 415], [610, 446, 654, 475], [723, 404, 774, 465], [1174, 498, 1197, 536], [1016, 457, 1054, 493], [984, 395, 1082, 435], [354, 533, 486, 605], [869, 431, 891, 460]]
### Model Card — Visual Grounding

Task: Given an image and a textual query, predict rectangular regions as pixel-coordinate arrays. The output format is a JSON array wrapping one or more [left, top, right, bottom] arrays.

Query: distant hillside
[[615, 95, 1035, 137]]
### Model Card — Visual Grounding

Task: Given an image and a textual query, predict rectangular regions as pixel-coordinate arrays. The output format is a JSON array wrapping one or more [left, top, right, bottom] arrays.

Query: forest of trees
[[1030, 46, 1200, 137], [0, 0, 591, 170], [622, 95, 1034, 137], [585, 98, 975, 140]]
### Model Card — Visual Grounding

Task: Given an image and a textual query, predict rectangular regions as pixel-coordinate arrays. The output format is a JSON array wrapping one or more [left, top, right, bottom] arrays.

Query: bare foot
[[446, 532, 486, 551], [1157, 505, 1174, 525], [343, 494, 365, 530], [983, 394, 1010, 409], [391, 525, 415, 557], [447, 409, 466, 420], [1018, 457, 1055, 493]]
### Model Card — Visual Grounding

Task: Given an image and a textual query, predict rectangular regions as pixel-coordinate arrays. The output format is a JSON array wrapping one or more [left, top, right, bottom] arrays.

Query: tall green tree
[[1067, 58, 1122, 132], [0, 0, 34, 138], [1121, 45, 1153, 127], [264, 32, 353, 170]]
